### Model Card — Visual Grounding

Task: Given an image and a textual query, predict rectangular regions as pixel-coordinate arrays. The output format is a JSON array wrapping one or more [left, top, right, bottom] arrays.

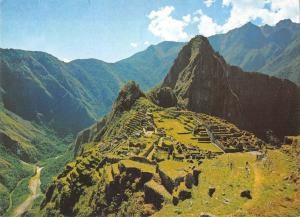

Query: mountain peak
[[162, 35, 223, 91], [119, 80, 144, 97], [240, 21, 261, 32], [188, 35, 214, 54], [110, 81, 145, 117], [276, 19, 293, 26], [184, 35, 217, 62], [244, 21, 256, 26]]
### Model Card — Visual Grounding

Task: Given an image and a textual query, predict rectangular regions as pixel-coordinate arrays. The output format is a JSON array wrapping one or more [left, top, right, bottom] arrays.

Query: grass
[[0, 183, 10, 215], [153, 111, 222, 153], [154, 150, 300, 217], [145, 180, 173, 201], [159, 160, 191, 181], [120, 159, 155, 174], [0, 145, 34, 197]]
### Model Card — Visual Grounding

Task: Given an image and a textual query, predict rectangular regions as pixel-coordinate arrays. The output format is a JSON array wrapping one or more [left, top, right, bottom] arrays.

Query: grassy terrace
[[159, 160, 192, 181], [154, 150, 300, 217], [145, 180, 173, 201], [120, 159, 155, 174], [153, 111, 222, 153]]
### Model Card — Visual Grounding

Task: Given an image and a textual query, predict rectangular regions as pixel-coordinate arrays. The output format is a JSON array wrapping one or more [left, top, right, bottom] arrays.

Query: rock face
[[150, 87, 178, 108], [162, 35, 300, 139]]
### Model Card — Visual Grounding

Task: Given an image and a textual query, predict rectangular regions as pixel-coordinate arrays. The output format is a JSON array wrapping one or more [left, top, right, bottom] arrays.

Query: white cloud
[[130, 42, 138, 48], [147, 6, 191, 41], [148, 2, 299, 40], [62, 58, 70, 63], [203, 0, 215, 7], [195, 10, 222, 37], [220, 0, 299, 32], [182, 14, 191, 23], [193, 0, 299, 36], [144, 41, 150, 45]]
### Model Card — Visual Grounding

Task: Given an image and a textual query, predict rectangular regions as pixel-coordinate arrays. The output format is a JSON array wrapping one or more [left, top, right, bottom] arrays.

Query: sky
[[0, 0, 299, 62]]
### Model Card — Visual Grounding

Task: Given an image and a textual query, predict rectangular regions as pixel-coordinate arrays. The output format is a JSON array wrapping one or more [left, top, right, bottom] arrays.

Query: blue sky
[[1, 0, 299, 62]]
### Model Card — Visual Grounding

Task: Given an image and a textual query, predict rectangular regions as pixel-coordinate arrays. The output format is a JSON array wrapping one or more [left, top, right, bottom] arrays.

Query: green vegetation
[[41, 88, 298, 217], [7, 177, 32, 215], [0, 104, 72, 216], [39, 147, 73, 193], [159, 160, 191, 181], [0, 183, 10, 215], [1, 19, 300, 216], [0, 145, 34, 216]]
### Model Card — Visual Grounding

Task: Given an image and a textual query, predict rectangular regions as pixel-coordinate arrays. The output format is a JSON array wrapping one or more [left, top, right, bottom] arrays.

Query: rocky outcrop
[[162, 35, 300, 139], [74, 81, 145, 155], [149, 87, 178, 108], [109, 80, 145, 120]]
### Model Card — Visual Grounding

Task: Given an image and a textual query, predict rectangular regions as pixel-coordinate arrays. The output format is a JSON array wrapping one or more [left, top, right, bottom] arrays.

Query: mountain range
[[0, 41, 183, 135], [41, 35, 300, 216], [0, 18, 300, 216], [209, 19, 300, 86]]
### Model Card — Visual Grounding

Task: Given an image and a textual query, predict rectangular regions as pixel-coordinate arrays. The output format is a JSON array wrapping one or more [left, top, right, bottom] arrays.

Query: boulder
[[208, 187, 216, 197], [185, 173, 195, 189], [178, 188, 192, 201], [193, 169, 201, 186], [172, 196, 179, 205], [200, 212, 218, 217], [240, 190, 252, 199]]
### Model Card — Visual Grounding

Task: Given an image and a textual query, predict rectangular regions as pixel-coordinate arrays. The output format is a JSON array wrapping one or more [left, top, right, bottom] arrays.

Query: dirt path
[[243, 162, 263, 209], [12, 166, 43, 217]]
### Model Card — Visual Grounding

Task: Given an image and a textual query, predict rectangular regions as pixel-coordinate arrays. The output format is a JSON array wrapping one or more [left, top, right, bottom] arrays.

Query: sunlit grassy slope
[[154, 149, 300, 217]]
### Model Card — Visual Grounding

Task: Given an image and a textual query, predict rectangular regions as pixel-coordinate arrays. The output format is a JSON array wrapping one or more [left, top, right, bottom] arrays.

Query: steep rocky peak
[[188, 35, 215, 59], [110, 80, 145, 117], [162, 35, 224, 89]]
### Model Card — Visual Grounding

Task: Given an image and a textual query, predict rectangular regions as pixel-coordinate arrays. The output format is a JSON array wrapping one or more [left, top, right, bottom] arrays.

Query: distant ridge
[[0, 41, 184, 135], [209, 19, 300, 85]]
